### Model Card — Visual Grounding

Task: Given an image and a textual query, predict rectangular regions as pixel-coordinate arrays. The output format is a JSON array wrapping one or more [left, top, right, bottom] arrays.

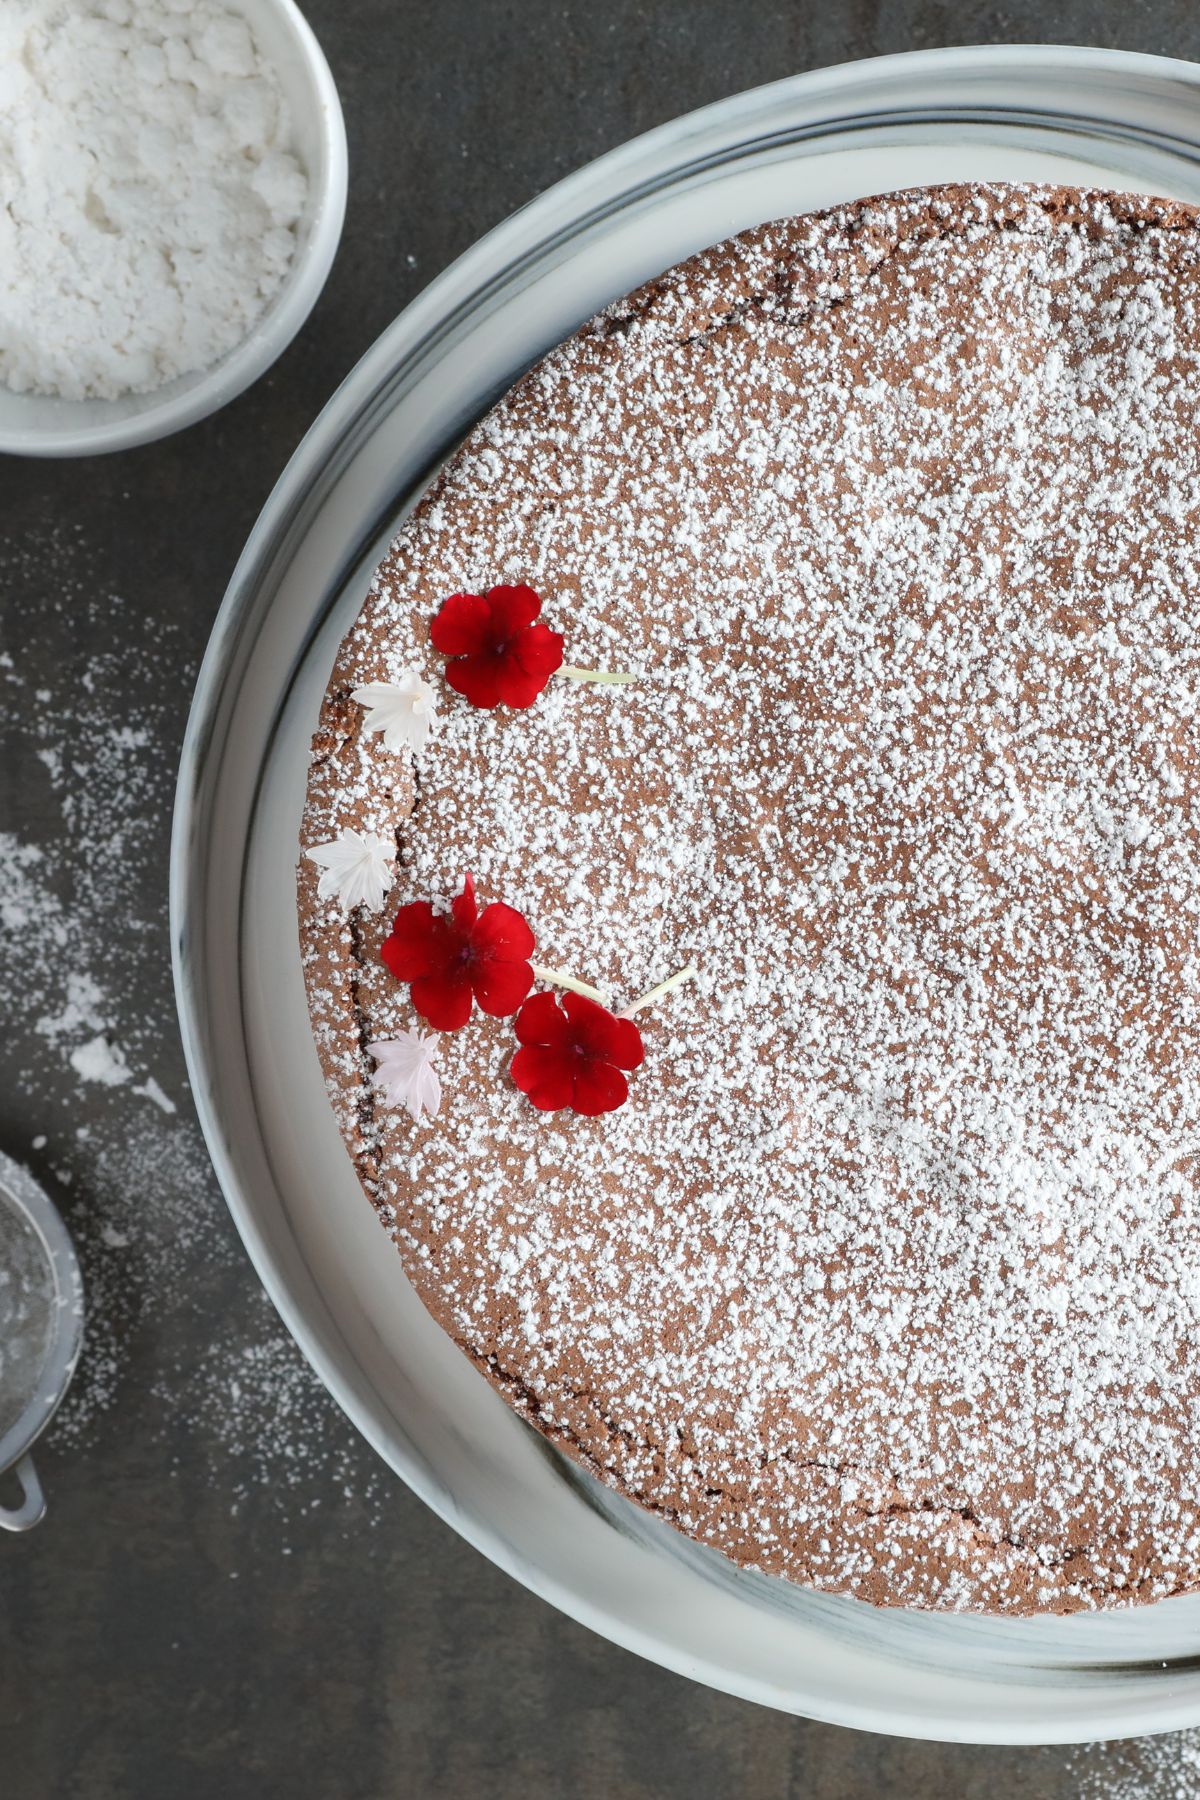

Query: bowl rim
[[0, 0, 348, 460]]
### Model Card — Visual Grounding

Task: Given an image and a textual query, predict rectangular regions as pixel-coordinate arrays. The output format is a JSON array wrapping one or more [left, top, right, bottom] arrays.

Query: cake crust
[[299, 183, 1200, 1614]]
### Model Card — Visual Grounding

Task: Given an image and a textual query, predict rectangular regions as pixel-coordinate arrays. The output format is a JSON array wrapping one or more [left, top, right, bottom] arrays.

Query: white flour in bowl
[[0, 0, 309, 401]]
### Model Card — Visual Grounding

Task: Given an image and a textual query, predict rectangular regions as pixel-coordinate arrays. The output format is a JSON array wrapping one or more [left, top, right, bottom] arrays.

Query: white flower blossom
[[305, 829, 395, 913], [352, 673, 439, 755], [368, 1032, 442, 1123]]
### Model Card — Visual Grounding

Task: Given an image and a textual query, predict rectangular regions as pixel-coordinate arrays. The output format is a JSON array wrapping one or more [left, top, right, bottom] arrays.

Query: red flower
[[381, 873, 534, 1030], [430, 584, 564, 709], [510, 991, 644, 1116]]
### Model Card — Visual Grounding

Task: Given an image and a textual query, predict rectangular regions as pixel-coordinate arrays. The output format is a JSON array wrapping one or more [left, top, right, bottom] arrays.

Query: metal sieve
[[0, 1149, 83, 1531]]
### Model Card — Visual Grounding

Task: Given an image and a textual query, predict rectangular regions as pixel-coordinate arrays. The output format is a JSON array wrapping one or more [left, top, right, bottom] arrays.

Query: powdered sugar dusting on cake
[[300, 184, 1200, 1612]]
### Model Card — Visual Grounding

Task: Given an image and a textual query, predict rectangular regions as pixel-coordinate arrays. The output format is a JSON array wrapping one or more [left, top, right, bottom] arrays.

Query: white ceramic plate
[[172, 46, 1200, 1743]]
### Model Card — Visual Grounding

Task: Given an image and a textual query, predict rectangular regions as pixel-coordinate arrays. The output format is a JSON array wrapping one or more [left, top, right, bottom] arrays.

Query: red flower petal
[[446, 652, 506, 710], [494, 660, 555, 708], [511, 1043, 575, 1111], [451, 871, 478, 932], [514, 991, 573, 1049], [410, 970, 474, 1031], [608, 1019, 645, 1071], [473, 956, 534, 1018], [563, 993, 645, 1070], [571, 1059, 629, 1116], [381, 902, 454, 980], [486, 584, 542, 637], [472, 900, 535, 961], [509, 622, 565, 679], [430, 592, 492, 656]]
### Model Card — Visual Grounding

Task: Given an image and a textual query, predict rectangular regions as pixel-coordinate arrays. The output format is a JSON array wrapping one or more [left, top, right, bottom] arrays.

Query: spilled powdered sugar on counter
[[0, 522, 383, 1524], [1068, 1733, 1200, 1797]]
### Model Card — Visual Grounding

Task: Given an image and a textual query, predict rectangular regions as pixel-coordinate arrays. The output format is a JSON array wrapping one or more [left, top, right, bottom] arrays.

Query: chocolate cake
[[298, 183, 1200, 1614]]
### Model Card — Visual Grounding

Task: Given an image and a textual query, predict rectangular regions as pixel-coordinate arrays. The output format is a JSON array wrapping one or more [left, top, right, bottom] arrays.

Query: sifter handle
[[0, 1455, 45, 1531]]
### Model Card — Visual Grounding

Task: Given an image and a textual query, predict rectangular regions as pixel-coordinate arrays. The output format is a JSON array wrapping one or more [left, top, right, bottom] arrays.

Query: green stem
[[620, 964, 699, 1018], [530, 962, 607, 1002], [557, 665, 638, 685]]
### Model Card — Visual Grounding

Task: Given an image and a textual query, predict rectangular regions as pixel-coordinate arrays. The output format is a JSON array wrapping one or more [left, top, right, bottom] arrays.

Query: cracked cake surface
[[299, 182, 1200, 1614]]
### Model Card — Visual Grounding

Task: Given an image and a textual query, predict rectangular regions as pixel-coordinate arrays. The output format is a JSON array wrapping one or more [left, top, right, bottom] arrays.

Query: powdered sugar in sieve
[[0, 1150, 83, 1530], [0, 1202, 54, 1437]]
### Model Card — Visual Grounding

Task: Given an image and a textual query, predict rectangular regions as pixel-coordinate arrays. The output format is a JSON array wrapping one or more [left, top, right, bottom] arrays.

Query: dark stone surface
[[2, 2, 1198, 1794]]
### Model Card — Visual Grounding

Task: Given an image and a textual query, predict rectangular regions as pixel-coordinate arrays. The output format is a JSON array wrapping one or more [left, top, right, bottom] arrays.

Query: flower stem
[[557, 665, 638, 685], [530, 962, 607, 1002], [620, 964, 699, 1018]]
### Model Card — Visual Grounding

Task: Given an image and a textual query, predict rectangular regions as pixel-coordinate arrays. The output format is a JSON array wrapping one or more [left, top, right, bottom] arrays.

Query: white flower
[[352, 673, 439, 755], [368, 1032, 442, 1122], [305, 829, 395, 913]]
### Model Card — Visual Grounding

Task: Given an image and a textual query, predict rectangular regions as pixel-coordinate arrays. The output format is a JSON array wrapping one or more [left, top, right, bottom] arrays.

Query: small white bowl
[[0, 0, 347, 459]]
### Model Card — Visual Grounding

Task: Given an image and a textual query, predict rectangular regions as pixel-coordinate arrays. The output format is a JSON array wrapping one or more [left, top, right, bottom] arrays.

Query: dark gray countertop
[[2, 3, 1198, 1794]]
